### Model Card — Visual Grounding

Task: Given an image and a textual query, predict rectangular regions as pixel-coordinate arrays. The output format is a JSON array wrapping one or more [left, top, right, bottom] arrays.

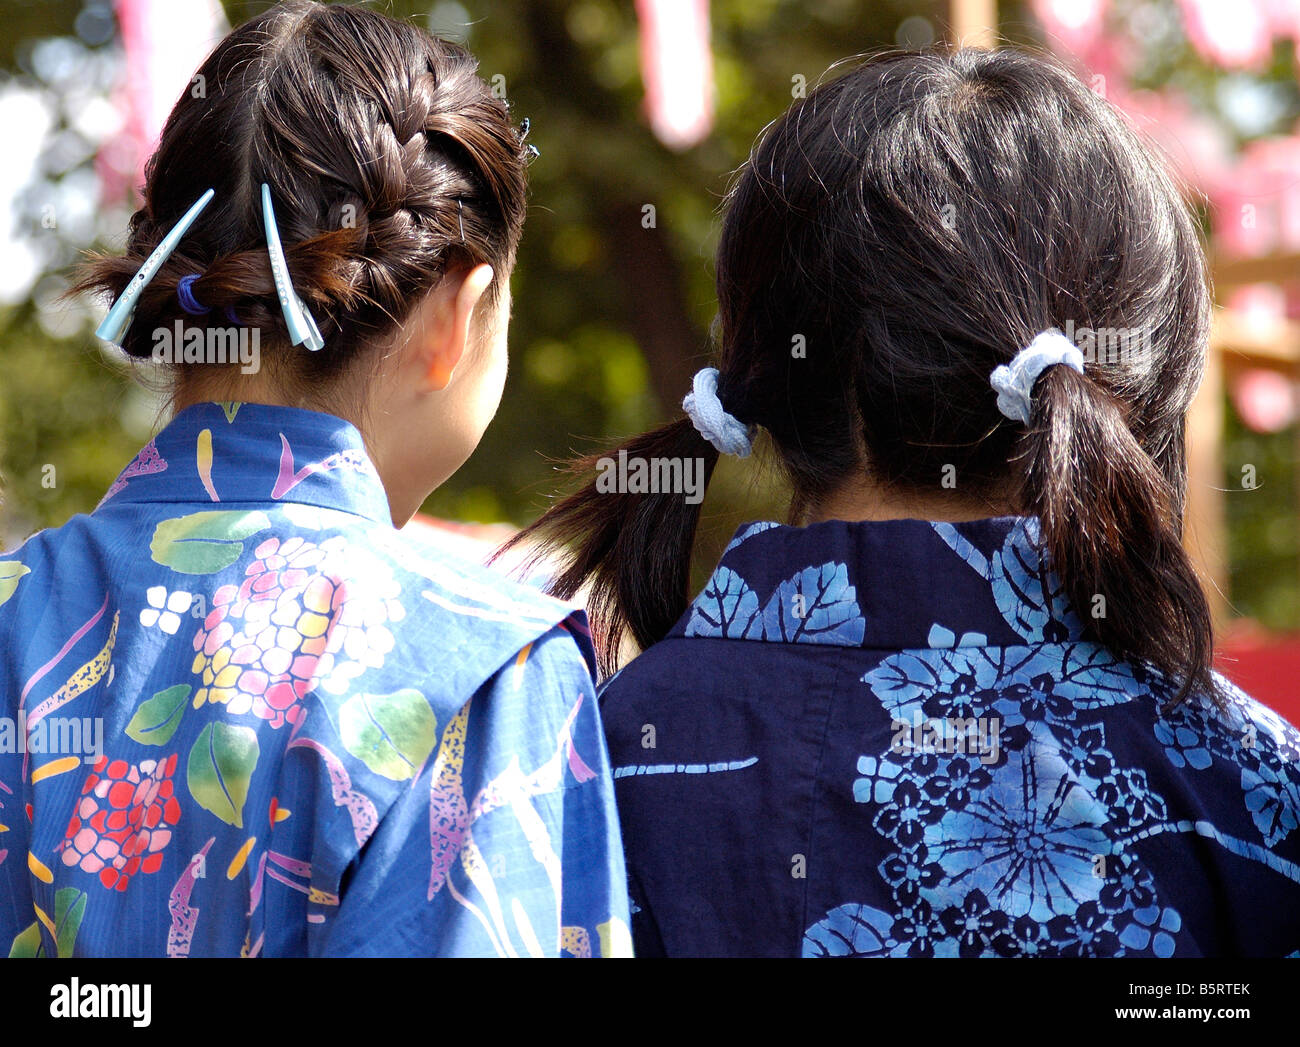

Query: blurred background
[[0, 0, 1297, 713]]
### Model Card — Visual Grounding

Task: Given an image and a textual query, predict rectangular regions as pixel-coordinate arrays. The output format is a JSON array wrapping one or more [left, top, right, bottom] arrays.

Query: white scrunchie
[[990, 329, 1085, 425], [683, 367, 753, 457]]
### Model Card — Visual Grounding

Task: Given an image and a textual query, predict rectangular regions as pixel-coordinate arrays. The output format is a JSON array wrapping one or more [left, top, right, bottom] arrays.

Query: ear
[[424, 263, 495, 391]]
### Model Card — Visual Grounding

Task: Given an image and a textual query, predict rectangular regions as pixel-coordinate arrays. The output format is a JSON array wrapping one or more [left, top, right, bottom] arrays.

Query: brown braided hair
[[74, 0, 530, 391]]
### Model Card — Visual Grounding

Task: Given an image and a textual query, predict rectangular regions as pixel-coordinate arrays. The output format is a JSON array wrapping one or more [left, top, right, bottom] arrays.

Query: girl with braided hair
[[510, 49, 1300, 956], [0, 1, 628, 957]]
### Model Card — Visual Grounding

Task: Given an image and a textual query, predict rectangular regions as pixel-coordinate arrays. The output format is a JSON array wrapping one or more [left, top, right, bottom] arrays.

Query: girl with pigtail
[[511, 48, 1300, 956], [1, 1, 628, 957]]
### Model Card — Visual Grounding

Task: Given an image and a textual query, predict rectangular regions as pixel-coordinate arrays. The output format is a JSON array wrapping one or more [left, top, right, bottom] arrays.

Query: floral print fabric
[[0, 402, 629, 957], [600, 515, 1300, 956]]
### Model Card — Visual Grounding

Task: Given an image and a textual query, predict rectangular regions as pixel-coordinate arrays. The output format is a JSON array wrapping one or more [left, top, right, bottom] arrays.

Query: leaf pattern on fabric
[[197, 429, 219, 502], [339, 689, 437, 781], [933, 519, 1082, 644], [0, 402, 630, 957], [723, 520, 779, 554], [685, 565, 761, 639], [150, 511, 271, 575], [0, 562, 31, 608], [187, 724, 259, 828], [8, 921, 41, 958], [988, 521, 1079, 644], [761, 562, 866, 645], [15, 889, 90, 958], [125, 685, 191, 746], [686, 560, 866, 645], [51, 887, 88, 958]]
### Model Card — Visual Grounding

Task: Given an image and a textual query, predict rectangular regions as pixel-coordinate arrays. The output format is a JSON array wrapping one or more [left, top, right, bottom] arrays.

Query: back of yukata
[[600, 516, 1300, 957], [0, 401, 630, 957]]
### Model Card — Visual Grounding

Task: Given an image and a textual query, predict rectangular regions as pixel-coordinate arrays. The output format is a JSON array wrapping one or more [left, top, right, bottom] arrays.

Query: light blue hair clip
[[683, 366, 753, 457], [94, 188, 215, 347], [990, 329, 1085, 425], [260, 183, 324, 351]]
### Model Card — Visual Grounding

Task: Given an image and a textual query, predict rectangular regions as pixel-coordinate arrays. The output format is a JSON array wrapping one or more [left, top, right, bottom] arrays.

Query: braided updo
[[75, 0, 530, 384]]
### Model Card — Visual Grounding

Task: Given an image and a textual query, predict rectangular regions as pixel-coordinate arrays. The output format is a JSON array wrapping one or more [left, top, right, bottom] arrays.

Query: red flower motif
[[61, 754, 181, 891]]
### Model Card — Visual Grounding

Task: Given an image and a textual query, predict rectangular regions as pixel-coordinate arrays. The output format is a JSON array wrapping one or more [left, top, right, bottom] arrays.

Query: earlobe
[[422, 263, 494, 392], [427, 361, 456, 391]]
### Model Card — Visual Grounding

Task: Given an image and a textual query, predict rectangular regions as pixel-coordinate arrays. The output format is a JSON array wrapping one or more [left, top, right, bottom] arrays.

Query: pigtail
[[500, 419, 720, 678], [1020, 365, 1219, 706]]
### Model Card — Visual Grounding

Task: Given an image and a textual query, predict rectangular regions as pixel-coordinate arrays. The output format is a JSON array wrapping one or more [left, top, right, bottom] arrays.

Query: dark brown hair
[[75, 0, 530, 390], [508, 47, 1218, 705]]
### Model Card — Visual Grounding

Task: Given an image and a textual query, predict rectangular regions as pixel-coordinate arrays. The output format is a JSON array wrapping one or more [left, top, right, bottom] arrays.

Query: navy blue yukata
[[599, 516, 1300, 957]]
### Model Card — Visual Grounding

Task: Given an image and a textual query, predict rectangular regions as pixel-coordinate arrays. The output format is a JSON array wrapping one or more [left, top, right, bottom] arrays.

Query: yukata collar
[[97, 401, 394, 526], [671, 515, 1088, 651]]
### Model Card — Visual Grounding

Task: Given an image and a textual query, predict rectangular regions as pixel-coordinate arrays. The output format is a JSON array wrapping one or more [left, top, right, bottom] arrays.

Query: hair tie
[[990, 329, 1085, 425], [683, 367, 753, 457], [176, 274, 210, 316]]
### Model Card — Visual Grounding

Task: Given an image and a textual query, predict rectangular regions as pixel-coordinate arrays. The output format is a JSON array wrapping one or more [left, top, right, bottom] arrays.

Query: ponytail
[[500, 419, 719, 678], [1022, 365, 1218, 706]]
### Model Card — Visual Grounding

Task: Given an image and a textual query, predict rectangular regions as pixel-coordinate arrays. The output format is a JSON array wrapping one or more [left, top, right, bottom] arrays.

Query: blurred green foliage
[[0, 0, 1296, 627], [1225, 400, 1299, 630]]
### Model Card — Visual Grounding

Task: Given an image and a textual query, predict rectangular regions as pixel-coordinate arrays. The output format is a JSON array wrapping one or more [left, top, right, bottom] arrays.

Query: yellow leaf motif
[[28, 852, 54, 884], [26, 612, 119, 731], [197, 428, 218, 501], [34, 903, 56, 938], [31, 757, 81, 784]]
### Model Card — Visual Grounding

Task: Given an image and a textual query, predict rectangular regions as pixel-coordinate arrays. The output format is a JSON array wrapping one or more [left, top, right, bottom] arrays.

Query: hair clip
[[518, 116, 539, 160], [260, 183, 324, 351], [457, 197, 466, 243], [95, 188, 215, 347]]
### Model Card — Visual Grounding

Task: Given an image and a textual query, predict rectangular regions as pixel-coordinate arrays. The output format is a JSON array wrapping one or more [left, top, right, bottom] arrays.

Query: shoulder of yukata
[[0, 526, 57, 618], [369, 525, 585, 634]]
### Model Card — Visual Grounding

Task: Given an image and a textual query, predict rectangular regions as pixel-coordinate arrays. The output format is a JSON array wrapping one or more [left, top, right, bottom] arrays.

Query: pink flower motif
[[60, 754, 181, 892], [190, 536, 403, 728]]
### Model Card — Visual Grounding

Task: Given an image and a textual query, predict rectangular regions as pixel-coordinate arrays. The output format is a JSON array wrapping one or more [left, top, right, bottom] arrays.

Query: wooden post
[[1186, 327, 1230, 630], [950, 0, 997, 48]]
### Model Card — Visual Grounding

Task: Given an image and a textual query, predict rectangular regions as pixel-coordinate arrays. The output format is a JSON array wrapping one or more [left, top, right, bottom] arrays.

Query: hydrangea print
[[190, 536, 404, 729], [60, 755, 181, 891]]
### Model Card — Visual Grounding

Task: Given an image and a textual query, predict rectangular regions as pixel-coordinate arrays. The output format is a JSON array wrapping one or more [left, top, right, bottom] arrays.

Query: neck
[[170, 384, 416, 528], [806, 473, 1016, 525]]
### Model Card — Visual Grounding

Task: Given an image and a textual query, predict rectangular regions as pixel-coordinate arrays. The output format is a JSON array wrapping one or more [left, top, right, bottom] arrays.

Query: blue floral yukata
[[0, 402, 630, 957], [600, 517, 1300, 957]]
